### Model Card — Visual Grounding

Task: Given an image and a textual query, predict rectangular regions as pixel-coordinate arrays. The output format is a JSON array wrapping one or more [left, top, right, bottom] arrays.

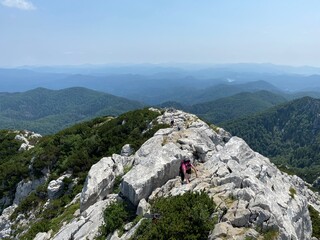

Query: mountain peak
[[1, 108, 320, 239]]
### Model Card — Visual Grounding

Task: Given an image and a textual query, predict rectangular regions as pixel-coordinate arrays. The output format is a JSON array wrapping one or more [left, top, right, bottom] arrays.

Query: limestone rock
[[80, 157, 124, 212], [209, 222, 243, 239], [121, 144, 134, 157], [136, 198, 151, 216], [120, 138, 184, 205], [14, 176, 47, 205], [15, 130, 42, 151], [0, 205, 16, 239], [0, 195, 12, 213], [53, 197, 117, 240], [47, 174, 72, 200], [34, 230, 52, 240], [112, 154, 134, 169]]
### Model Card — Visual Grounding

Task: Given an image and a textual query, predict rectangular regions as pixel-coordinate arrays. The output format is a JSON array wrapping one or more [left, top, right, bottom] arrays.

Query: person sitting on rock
[[179, 159, 198, 184]]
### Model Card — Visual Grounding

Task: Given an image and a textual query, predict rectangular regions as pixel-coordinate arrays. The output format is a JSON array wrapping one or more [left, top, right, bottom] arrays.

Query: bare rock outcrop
[[47, 173, 72, 200], [53, 195, 119, 240], [80, 156, 124, 212], [119, 109, 319, 240]]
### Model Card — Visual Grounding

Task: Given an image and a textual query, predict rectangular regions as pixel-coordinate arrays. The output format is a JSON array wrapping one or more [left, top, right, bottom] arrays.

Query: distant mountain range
[[2, 63, 320, 104], [0, 87, 144, 134]]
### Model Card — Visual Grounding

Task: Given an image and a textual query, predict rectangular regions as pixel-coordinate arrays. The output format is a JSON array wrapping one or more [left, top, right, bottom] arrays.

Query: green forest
[[0, 87, 143, 135]]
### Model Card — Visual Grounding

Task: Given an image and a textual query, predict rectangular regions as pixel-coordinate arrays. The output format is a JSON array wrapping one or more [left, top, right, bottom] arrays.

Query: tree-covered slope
[[191, 90, 287, 123], [0, 87, 144, 134], [0, 109, 166, 214], [160, 90, 287, 124], [221, 97, 320, 184], [173, 80, 282, 104]]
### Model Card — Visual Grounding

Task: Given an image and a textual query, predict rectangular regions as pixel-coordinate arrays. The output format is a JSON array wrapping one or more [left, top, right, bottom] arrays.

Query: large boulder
[[80, 157, 124, 212], [47, 174, 72, 200], [121, 136, 184, 205], [121, 144, 133, 157]]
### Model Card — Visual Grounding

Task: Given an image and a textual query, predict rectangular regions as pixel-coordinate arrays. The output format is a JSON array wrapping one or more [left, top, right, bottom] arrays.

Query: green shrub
[[262, 229, 279, 240], [100, 201, 136, 236], [10, 192, 43, 220], [131, 191, 216, 240], [49, 202, 80, 234], [112, 176, 123, 194], [309, 205, 320, 238], [20, 219, 50, 240]]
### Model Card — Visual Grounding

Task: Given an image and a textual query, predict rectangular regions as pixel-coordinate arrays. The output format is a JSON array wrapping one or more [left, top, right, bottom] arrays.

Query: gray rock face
[[147, 134, 318, 240], [120, 137, 185, 205], [1, 175, 46, 238], [14, 176, 47, 205], [121, 144, 133, 156], [0, 195, 11, 213], [112, 153, 134, 169], [80, 157, 124, 212], [136, 198, 151, 216], [53, 195, 119, 240], [47, 174, 72, 200], [0, 205, 16, 239], [34, 231, 52, 240]]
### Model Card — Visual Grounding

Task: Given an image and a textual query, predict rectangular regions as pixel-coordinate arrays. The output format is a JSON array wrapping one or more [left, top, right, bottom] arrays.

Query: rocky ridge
[[1, 108, 320, 239]]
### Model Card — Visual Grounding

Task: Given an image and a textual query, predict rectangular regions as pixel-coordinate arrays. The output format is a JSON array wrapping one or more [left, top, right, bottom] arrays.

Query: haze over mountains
[[2, 63, 320, 104], [2, 63, 320, 135]]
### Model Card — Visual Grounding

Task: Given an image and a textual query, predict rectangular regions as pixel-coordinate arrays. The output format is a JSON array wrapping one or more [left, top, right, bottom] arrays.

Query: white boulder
[[80, 157, 124, 212], [47, 174, 72, 200]]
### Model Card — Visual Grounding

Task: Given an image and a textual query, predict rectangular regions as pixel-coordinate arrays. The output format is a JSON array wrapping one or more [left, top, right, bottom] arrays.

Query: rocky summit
[[1, 108, 320, 240]]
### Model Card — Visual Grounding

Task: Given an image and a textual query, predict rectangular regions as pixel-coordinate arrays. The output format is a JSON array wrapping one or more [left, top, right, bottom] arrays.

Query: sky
[[0, 0, 320, 67]]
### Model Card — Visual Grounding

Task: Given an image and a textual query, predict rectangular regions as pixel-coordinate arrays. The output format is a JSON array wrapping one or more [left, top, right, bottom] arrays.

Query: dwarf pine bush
[[131, 191, 217, 240]]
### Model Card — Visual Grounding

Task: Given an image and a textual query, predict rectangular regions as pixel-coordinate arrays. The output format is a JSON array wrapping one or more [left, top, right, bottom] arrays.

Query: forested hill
[[221, 96, 320, 184], [189, 90, 287, 123], [0, 87, 144, 134], [160, 90, 287, 124]]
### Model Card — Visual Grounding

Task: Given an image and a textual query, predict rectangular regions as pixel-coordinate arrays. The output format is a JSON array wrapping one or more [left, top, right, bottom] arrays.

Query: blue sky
[[1, 0, 320, 67]]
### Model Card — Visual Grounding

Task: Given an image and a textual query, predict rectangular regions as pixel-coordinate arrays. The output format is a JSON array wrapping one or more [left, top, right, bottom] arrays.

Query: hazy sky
[[1, 0, 320, 67]]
